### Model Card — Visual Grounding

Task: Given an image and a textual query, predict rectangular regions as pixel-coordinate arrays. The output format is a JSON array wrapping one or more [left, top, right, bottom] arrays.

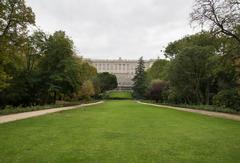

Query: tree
[[24, 30, 48, 72], [77, 59, 97, 85], [0, 0, 35, 91], [168, 46, 218, 104], [191, 1, 240, 84], [1, 70, 41, 106], [0, 0, 35, 44], [165, 32, 221, 59], [0, 1, 102, 107], [146, 80, 168, 103], [73, 58, 97, 99], [191, 0, 240, 44], [96, 72, 117, 93], [132, 57, 148, 99], [0, 30, 51, 107], [164, 32, 238, 106], [79, 80, 95, 100], [147, 59, 169, 80], [213, 88, 240, 111], [0, 66, 11, 91], [38, 31, 80, 103]]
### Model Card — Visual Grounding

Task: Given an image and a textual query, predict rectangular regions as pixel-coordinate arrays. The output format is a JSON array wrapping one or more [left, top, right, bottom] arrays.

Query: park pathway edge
[[137, 101, 240, 121], [0, 101, 104, 124]]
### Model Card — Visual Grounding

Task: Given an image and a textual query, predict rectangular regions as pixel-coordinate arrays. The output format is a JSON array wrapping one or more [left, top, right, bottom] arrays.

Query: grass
[[0, 100, 240, 162], [105, 90, 133, 99]]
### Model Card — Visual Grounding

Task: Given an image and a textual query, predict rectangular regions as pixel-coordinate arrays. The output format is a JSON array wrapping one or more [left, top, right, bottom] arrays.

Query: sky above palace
[[26, 0, 199, 60]]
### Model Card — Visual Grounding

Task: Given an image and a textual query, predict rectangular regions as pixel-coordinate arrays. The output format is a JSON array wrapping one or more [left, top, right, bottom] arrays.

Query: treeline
[[133, 31, 240, 111], [0, 0, 117, 108], [133, 0, 240, 111]]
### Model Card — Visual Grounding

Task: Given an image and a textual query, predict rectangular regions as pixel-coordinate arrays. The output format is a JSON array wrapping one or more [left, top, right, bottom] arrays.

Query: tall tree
[[165, 32, 238, 105], [168, 46, 219, 104], [38, 31, 80, 103], [165, 32, 221, 59], [0, 0, 35, 91], [191, 0, 240, 44], [147, 59, 169, 80], [132, 57, 148, 99], [24, 30, 48, 72], [1, 30, 49, 106], [0, 0, 35, 43]]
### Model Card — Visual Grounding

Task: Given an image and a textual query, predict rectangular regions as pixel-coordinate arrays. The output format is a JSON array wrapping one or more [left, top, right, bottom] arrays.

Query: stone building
[[90, 57, 155, 89]]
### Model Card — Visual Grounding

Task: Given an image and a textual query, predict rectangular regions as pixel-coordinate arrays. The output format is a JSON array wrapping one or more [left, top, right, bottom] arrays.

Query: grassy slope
[[0, 100, 240, 163], [107, 91, 132, 99]]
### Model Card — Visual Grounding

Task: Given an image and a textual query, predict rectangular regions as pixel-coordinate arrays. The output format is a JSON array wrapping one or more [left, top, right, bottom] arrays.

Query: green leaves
[[95, 72, 117, 93], [169, 46, 215, 103], [132, 57, 148, 99], [147, 59, 169, 81], [0, 0, 35, 44], [79, 80, 95, 100], [0, 0, 35, 91], [164, 32, 220, 59]]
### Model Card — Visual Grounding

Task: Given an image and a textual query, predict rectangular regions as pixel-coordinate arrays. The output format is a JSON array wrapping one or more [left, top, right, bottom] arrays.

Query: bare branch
[[191, 0, 240, 44]]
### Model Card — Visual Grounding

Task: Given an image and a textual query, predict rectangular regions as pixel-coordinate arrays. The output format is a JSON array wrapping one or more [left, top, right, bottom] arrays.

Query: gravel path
[[137, 101, 240, 121], [0, 101, 103, 124]]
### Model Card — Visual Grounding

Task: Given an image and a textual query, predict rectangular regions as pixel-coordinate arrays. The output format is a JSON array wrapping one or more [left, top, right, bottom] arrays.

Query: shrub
[[79, 80, 95, 100], [213, 89, 240, 111], [146, 80, 168, 103], [104, 91, 133, 100]]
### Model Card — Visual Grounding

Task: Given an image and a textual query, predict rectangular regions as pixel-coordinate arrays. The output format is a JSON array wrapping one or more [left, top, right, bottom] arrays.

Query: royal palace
[[90, 57, 155, 89]]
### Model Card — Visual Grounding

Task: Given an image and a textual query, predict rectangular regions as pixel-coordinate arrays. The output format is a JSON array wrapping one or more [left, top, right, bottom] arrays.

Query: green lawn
[[0, 100, 240, 163], [106, 90, 132, 99]]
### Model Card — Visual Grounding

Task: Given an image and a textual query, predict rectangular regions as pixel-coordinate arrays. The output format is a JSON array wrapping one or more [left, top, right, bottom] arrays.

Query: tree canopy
[[191, 0, 240, 44], [147, 59, 169, 80], [132, 57, 148, 99], [95, 72, 118, 93]]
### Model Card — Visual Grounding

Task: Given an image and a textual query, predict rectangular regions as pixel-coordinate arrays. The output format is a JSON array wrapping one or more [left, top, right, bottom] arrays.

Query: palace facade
[[90, 58, 155, 89]]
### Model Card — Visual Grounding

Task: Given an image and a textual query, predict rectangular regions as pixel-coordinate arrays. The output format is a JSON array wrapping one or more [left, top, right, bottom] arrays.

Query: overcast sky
[[26, 0, 199, 60]]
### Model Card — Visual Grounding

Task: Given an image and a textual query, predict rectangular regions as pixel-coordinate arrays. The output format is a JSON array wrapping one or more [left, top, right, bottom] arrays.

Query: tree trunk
[[53, 91, 56, 104]]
